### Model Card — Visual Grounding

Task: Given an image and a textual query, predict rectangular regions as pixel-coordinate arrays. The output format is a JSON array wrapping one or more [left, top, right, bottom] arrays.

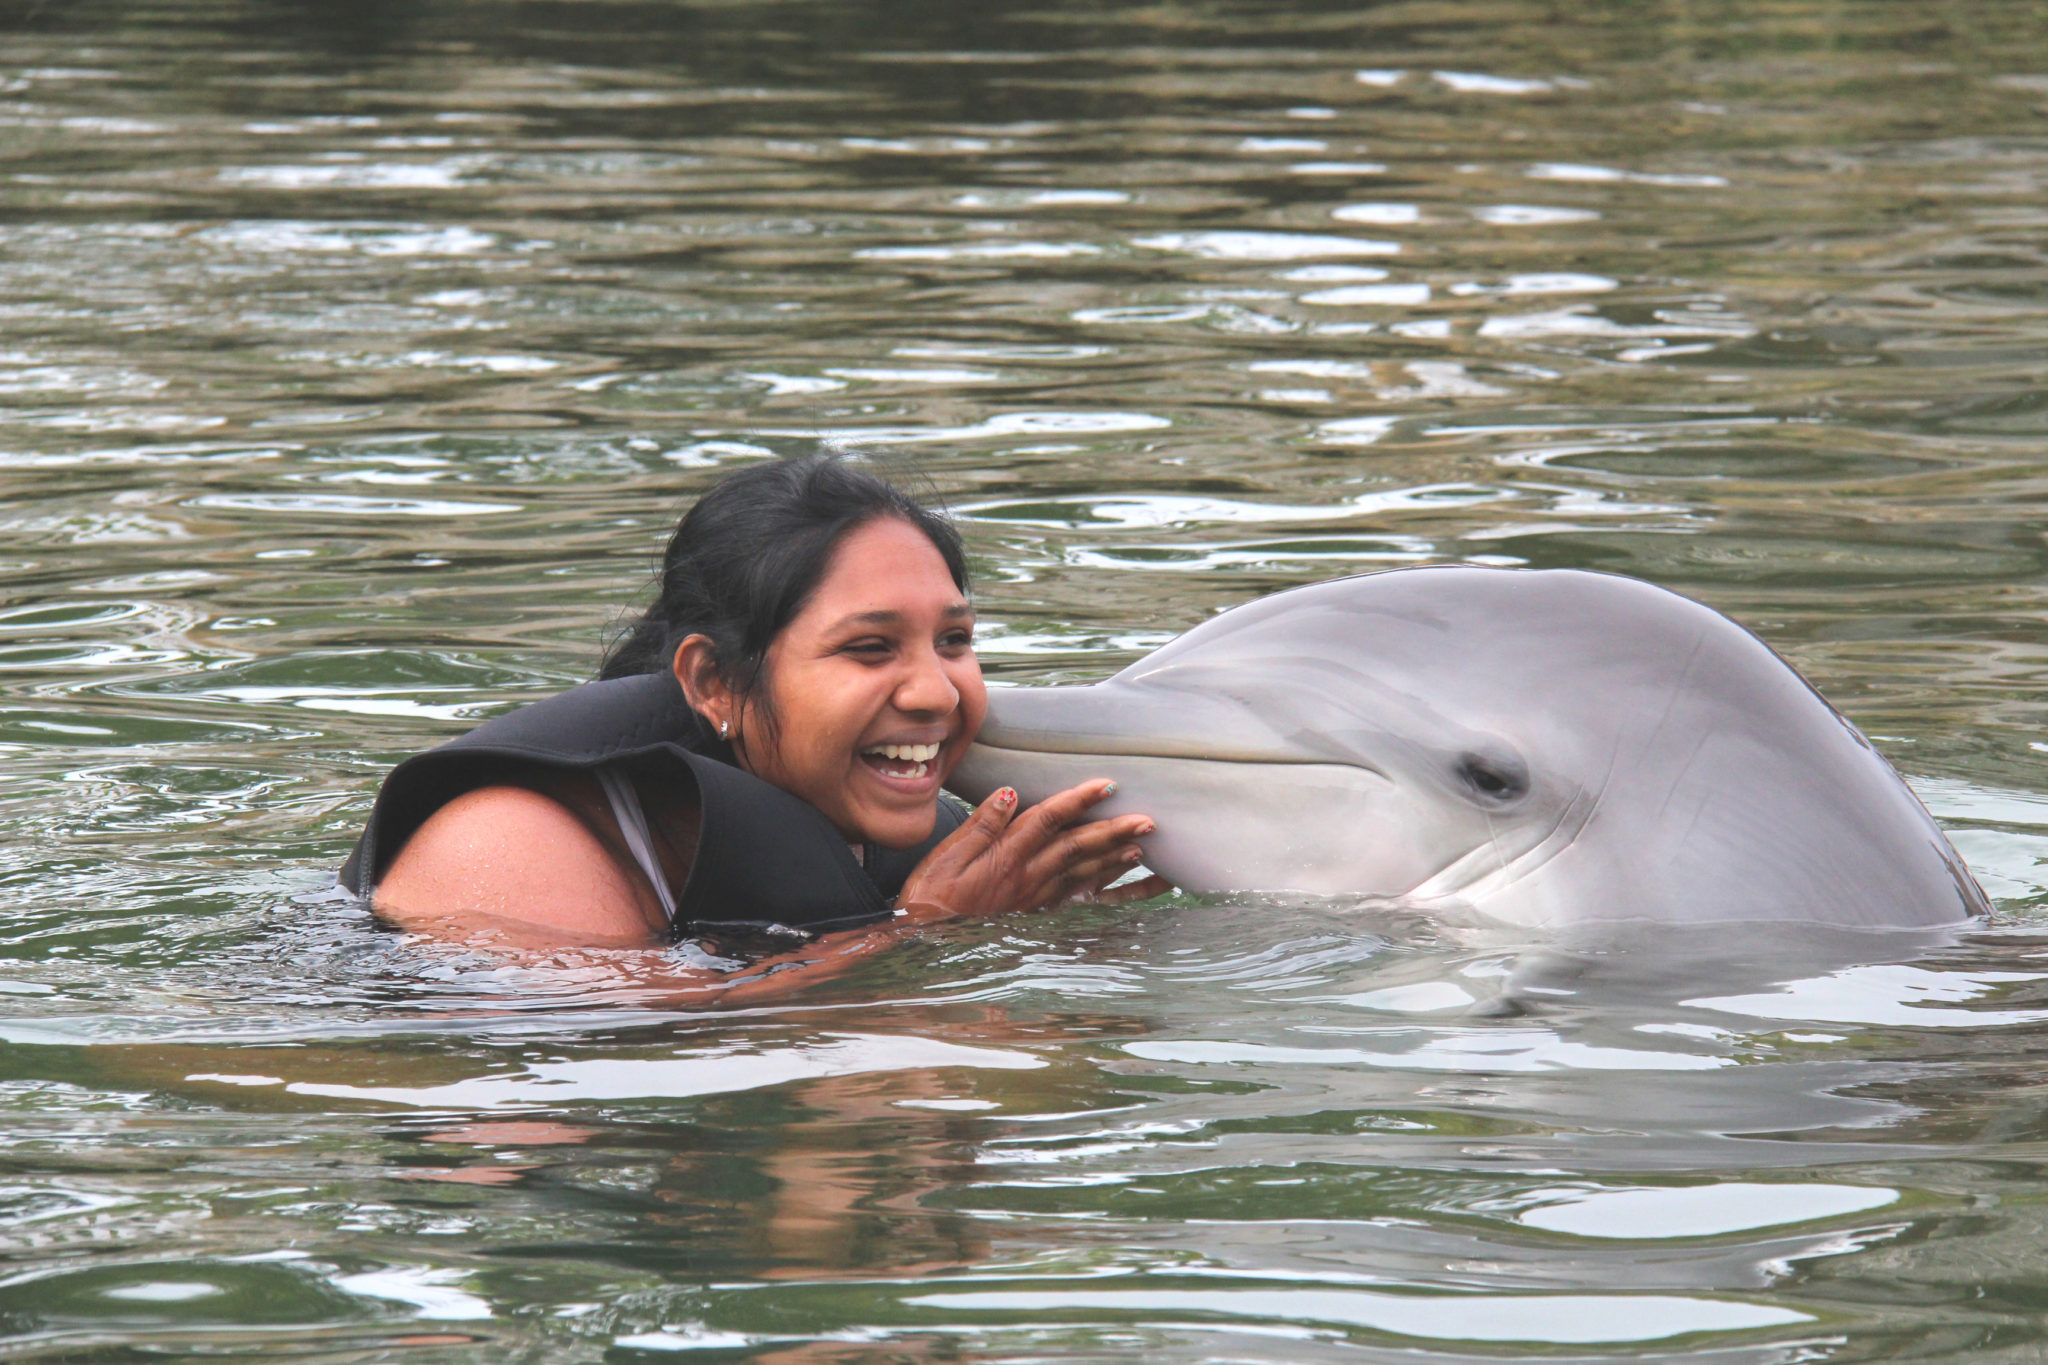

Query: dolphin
[[950, 567, 1988, 928]]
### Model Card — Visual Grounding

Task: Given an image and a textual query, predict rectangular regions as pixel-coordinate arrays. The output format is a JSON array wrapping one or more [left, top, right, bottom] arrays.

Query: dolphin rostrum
[[951, 567, 1988, 928]]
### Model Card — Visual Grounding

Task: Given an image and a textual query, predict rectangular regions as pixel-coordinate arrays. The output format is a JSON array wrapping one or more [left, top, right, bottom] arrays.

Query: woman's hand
[[895, 781, 1173, 921]]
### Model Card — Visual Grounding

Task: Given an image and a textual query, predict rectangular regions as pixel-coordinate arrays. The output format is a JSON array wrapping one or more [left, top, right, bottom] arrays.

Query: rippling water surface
[[7, 1, 2048, 1359]]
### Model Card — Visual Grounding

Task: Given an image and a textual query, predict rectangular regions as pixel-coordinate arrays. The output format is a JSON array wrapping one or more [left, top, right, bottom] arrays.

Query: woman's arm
[[372, 779, 1168, 1000], [372, 784, 673, 945]]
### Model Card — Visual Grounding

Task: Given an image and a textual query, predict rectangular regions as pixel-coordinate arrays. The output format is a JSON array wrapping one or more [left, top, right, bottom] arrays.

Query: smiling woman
[[341, 457, 1165, 959]]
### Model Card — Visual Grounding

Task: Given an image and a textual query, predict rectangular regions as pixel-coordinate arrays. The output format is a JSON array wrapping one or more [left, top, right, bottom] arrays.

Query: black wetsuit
[[339, 671, 964, 935]]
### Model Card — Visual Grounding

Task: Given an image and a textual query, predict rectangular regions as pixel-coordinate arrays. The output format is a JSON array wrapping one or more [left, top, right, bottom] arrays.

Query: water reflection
[[6, 0, 2048, 1357]]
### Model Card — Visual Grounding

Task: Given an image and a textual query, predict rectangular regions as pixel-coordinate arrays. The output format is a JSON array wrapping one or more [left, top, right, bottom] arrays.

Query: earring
[[719, 721, 729, 738]]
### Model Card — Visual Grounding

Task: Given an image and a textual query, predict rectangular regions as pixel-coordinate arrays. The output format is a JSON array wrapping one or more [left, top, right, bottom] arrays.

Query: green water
[[6, 0, 2048, 1359]]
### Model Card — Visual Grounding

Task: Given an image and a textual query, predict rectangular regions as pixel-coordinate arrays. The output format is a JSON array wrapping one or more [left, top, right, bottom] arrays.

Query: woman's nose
[[894, 648, 960, 715]]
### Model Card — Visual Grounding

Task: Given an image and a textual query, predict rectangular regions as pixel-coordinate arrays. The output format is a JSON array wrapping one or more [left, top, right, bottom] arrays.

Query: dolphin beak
[[971, 680, 1316, 764], [953, 679, 1404, 897]]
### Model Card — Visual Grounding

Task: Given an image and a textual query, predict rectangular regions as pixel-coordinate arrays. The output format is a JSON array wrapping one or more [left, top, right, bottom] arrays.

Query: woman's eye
[[842, 639, 892, 657], [940, 630, 975, 651]]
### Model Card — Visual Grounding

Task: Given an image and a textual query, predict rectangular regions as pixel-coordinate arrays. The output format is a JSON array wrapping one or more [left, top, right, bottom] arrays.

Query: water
[[5, 0, 2048, 1358]]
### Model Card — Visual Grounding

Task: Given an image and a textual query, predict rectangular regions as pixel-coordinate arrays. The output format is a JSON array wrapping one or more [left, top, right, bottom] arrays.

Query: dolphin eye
[[1457, 753, 1527, 802]]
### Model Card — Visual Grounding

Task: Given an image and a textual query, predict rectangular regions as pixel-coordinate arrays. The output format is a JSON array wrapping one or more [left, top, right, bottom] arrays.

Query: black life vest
[[338, 671, 965, 935]]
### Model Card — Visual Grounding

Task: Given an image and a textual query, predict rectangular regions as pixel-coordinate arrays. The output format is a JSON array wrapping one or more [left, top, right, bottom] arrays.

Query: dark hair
[[600, 456, 969, 728]]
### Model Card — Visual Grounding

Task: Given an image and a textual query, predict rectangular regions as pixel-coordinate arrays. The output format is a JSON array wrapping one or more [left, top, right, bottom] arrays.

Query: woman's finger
[[1010, 778, 1120, 843], [898, 787, 1019, 916], [1054, 854, 1143, 908], [1014, 812, 1154, 885], [965, 785, 1021, 840], [1015, 844, 1113, 907], [1075, 853, 1151, 900], [1092, 872, 1174, 906], [1034, 842, 1147, 910], [927, 787, 1018, 868], [1010, 841, 1124, 912]]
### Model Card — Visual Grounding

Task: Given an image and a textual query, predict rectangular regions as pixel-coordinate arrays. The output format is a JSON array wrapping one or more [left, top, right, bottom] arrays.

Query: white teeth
[[865, 742, 940, 761], [911, 762, 928, 778]]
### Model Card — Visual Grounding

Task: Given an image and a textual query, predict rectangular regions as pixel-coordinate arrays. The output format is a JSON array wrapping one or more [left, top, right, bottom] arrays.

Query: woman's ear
[[671, 635, 735, 737]]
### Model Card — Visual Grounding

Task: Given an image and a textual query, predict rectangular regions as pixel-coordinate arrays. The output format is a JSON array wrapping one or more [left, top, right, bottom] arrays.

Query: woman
[[341, 456, 1166, 952]]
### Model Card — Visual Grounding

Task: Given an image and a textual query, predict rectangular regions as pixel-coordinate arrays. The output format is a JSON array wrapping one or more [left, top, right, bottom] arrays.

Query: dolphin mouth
[[969, 733, 1362, 767], [972, 681, 1387, 774]]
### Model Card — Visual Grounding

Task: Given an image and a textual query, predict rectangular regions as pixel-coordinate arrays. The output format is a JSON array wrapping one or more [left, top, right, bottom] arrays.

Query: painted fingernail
[[1124, 847, 1144, 863], [995, 787, 1016, 808], [1136, 821, 1155, 836], [1101, 781, 1118, 796]]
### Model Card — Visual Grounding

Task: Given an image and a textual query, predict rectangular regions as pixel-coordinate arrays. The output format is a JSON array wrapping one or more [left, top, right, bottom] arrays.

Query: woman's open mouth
[[858, 741, 941, 782]]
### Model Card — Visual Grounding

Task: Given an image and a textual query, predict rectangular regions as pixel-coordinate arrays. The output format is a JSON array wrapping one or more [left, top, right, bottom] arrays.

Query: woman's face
[[725, 516, 987, 849]]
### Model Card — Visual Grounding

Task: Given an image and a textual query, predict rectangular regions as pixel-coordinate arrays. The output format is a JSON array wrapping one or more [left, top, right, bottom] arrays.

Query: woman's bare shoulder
[[372, 784, 668, 945]]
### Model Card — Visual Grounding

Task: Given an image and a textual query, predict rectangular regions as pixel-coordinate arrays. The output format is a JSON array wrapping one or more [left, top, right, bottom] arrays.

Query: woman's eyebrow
[[833, 602, 975, 629]]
